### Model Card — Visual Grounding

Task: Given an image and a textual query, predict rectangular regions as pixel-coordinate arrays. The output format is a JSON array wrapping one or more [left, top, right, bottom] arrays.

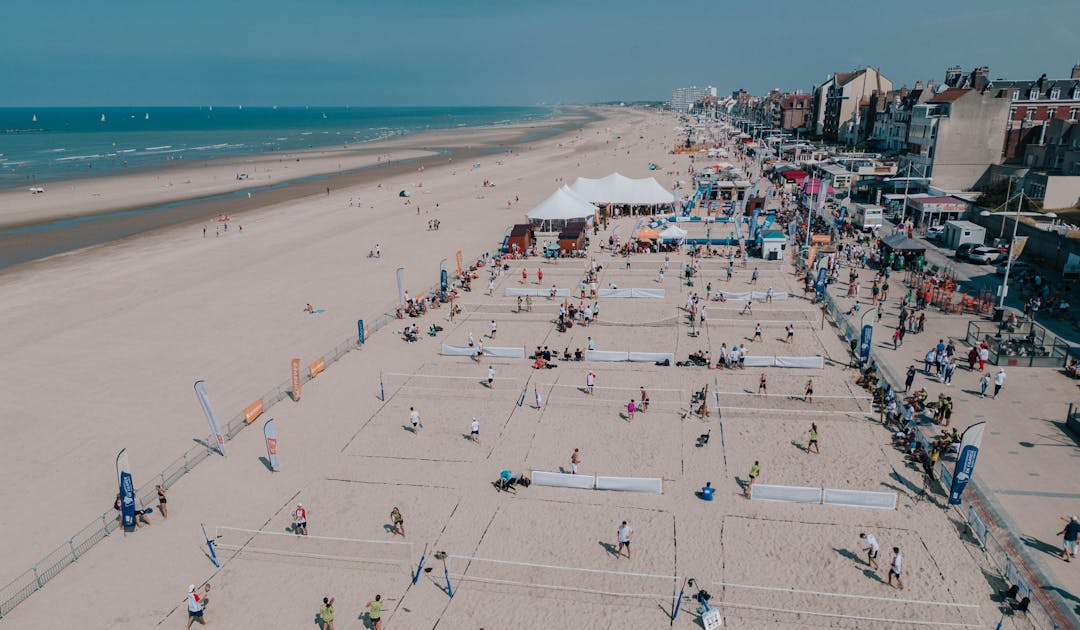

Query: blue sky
[[2, 0, 1078, 106]]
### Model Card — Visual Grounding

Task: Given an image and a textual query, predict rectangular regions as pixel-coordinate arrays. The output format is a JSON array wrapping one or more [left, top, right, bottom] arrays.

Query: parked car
[[955, 243, 979, 260], [966, 246, 1004, 264], [995, 260, 1031, 276], [925, 225, 945, 240]]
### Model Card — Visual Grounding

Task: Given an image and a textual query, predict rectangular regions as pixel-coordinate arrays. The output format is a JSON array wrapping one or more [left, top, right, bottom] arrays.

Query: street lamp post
[[980, 192, 1057, 310]]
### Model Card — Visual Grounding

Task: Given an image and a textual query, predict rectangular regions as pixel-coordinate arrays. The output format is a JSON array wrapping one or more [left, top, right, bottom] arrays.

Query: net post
[[671, 577, 687, 625], [201, 524, 220, 568], [412, 543, 428, 585], [445, 567, 453, 598], [379, 373, 385, 401]]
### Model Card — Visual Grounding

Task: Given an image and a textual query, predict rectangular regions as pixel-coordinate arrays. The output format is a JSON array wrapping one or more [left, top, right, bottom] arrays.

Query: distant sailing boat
[[31, 114, 37, 122], [322, 112, 328, 119], [209, 105, 213, 112], [145, 112, 150, 120], [100, 114, 106, 122]]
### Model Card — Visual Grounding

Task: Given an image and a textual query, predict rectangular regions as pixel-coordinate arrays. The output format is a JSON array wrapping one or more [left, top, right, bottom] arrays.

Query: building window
[[1074, 88, 1080, 99], [1050, 88, 1060, 100], [1026, 108, 1035, 122], [1070, 108, 1079, 121], [1012, 89, 1020, 100], [1009, 107, 1017, 119], [1029, 88, 1040, 100], [1048, 107, 1057, 119]]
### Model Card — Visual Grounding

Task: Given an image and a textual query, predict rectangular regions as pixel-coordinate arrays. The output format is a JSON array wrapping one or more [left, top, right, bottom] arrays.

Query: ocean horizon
[[0, 106, 555, 188]]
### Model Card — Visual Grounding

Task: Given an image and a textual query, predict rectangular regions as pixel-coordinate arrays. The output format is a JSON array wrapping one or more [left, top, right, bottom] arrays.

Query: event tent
[[658, 225, 688, 240], [526, 186, 598, 231], [569, 172, 675, 206], [636, 226, 661, 240]]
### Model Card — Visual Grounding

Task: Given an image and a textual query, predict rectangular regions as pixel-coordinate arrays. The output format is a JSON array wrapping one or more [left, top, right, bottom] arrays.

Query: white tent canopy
[[569, 172, 675, 205], [659, 225, 688, 239], [526, 186, 598, 221]]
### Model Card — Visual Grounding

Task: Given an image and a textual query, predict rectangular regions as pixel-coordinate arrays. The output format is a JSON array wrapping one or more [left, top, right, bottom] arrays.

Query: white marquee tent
[[658, 225, 688, 240], [569, 172, 675, 206], [526, 186, 599, 231]]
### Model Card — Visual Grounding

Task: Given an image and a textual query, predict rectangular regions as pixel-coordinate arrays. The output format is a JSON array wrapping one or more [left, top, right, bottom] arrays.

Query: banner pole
[[379, 372, 385, 402], [671, 577, 687, 624], [201, 524, 219, 568], [412, 543, 428, 585]]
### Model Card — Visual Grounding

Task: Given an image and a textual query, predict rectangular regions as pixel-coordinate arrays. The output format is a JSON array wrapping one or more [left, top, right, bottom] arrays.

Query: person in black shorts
[[757, 373, 767, 395], [804, 379, 814, 403], [156, 484, 168, 519], [786, 324, 795, 343]]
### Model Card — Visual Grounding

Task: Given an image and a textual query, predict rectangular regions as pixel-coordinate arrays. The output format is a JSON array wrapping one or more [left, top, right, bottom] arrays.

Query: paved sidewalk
[[824, 256, 1080, 629]]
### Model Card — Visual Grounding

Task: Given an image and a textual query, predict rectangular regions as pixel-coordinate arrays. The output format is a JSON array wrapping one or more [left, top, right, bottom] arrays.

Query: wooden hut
[[507, 223, 534, 254]]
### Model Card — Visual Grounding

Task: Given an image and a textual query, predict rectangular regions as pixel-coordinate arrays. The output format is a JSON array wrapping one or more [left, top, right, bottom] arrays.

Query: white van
[[851, 203, 884, 230]]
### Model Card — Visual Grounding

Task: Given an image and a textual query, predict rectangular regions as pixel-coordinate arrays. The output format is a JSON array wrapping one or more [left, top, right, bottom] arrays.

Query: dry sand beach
[[0, 107, 1013, 628]]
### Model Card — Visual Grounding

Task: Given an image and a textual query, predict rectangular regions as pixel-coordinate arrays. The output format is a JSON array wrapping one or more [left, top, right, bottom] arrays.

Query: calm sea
[[0, 106, 554, 188]]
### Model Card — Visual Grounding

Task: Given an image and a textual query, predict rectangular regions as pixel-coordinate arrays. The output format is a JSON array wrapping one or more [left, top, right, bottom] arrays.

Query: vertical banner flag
[[194, 380, 226, 456], [396, 266, 406, 305], [949, 421, 986, 505], [116, 449, 136, 529], [440, 259, 448, 293], [1009, 236, 1028, 261], [815, 266, 828, 296], [859, 323, 873, 365], [455, 250, 463, 277], [357, 320, 365, 345], [749, 206, 761, 241], [263, 419, 281, 472], [291, 358, 302, 401]]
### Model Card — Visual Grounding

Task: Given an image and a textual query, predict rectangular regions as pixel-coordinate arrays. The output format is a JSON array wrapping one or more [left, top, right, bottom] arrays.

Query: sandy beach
[[0, 106, 1012, 629]]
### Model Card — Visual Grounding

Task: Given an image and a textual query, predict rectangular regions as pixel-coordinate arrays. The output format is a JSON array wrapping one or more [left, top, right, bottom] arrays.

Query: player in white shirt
[[487, 366, 495, 388], [470, 417, 480, 444], [616, 521, 633, 559], [409, 407, 422, 433], [859, 532, 880, 570], [292, 503, 308, 536], [888, 547, 904, 590]]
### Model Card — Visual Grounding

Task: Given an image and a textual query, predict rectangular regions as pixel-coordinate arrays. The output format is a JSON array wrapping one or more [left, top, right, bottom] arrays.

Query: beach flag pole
[[412, 543, 428, 585], [517, 384, 527, 407], [379, 372, 385, 402], [715, 378, 727, 471], [434, 551, 453, 598], [201, 524, 219, 568]]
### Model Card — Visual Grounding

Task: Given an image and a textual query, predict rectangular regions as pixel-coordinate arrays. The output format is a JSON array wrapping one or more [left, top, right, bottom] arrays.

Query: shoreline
[[0, 108, 598, 271]]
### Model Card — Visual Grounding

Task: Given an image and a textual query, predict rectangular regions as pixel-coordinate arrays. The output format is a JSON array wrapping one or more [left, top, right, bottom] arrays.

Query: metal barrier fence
[[0, 271, 446, 619], [819, 285, 1066, 630]]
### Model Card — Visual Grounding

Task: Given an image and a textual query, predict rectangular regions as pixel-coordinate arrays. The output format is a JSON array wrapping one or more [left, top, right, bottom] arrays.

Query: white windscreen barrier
[[598, 288, 633, 298], [752, 291, 788, 300], [628, 352, 675, 363], [774, 355, 824, 369], [751, 484, 822, 503], [822, 488, 897, 510], [742, 356, 775, 367], [595, 476, 663, 494], [631, 288, 666, 299], [441, 345, 525, 358], [718, 291, 753, 300], [586, 350, 629, 362], [531, 471, 595, 490], [715, 291, 788, 301], [505, 288, 570, 297]]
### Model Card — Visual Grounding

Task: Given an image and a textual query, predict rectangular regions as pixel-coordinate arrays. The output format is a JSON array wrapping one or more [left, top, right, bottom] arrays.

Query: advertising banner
[[291, 358, 301, 401], [243, 400, 263, 424], [396, 267, 406, 305], [116, 449, 136, 529], [455, 250, 463, 277], [263, 419, 280, 472], [859, 324, 873, 365], [358, 320, 365, 345], [949, 422, 986, 505], [194, 380, 226, 456], [309, 358, 325, 378]]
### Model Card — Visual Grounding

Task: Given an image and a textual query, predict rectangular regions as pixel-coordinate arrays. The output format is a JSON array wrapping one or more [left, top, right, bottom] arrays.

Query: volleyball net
[[210, 526, 416, 573]]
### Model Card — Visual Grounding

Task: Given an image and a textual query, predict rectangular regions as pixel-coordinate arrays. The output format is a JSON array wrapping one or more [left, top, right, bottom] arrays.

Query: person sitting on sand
[[305, 303, 314, 313]]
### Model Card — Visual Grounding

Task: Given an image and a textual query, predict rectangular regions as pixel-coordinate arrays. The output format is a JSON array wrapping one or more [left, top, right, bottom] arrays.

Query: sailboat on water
[[145, 112, 150, 120], [100, 114, 106, 122], [32, 114, 37, 122]]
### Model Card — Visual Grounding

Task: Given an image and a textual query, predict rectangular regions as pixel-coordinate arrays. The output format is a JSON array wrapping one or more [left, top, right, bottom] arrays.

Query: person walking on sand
[[626, 399, 636, 421], [757, 373, 767, 395], [979, 372, 991, 398], [807, 423, 820, 454], [409, 406, 422, 433], [364, 594, 383, 630], [537, 268, 543, 285], [470, 417, 480, 444], [390, 507, 405, 537], [859, 532, 880, 571], [586, 370, 596, 394], [1057, 516, 1080, 561], [750, 268, 759, 285], [993, 368, 1006, 398], [804, 379, 814, 403], [467, 331, 474, 347], [888, 547, 904, 589], [319, 596, 335, 630], [745, 461, 760, 496], [616, 521, 633, 559], [753, 323, 762, 342], [570, 448, 581, 474], [292, 503, 308, 535], [639, 387, 649, 411], [786, 324, 795, 343], [487, 365, 495, 388], [904, 365, 916, 393], [488, 277, 495, 296], [489, 319, 497, 339], [186, 584, 206, 628], [156, 484, 168, 519]]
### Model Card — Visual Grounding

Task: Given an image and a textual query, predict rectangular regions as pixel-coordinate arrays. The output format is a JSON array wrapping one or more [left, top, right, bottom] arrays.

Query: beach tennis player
[[186, 584, 206, 628], [292, 503, 307, 535], [570, 448, 581, 474], [390, 507, 405, 537], [745, 461, 760, 496], [470, 417, 480, 444], [859, 532, 880, 570], [409, 407, 422, 433], [616, 521, 633, 559], [888, 547, 904, 589]]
